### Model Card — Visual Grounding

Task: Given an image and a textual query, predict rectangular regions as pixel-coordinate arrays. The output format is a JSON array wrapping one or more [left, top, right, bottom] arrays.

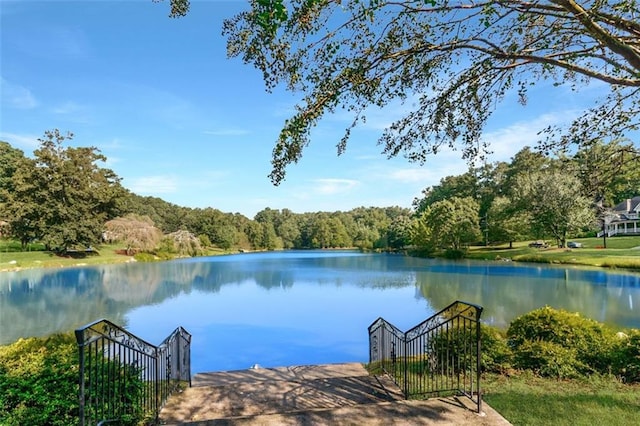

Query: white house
[[599, 196, 640, 237]]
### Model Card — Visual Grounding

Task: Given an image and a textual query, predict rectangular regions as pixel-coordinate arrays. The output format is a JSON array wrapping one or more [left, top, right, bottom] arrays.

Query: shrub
[[612, 329, 640, 383], [133, 251, 157, 262], [0, 333, 146, 426], [443, 248, 465, 259], [512, 340, 584, 379], [429, 323, 512, 374], [507, 306, 616, 374], [198, 234, 212, 248], [0, 334, 78, 426], [481, 324, 513, 373]]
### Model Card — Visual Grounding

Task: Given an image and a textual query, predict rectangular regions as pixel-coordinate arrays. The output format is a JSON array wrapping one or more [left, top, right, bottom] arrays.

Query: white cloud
[[387, 168, 443, 184], [1, 78, 38, 109], [312, 178, 360, 195], [0, 132, 39, 150], [50, 101, 92, 123], [483, 111, 578, 162], [51, 101, 82, 115], [98, 138, 124, 151], [127, 176, 178, 195]]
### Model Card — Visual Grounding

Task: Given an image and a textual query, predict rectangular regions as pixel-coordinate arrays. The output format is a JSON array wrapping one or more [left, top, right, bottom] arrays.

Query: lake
[[1, 250, 639, 373]]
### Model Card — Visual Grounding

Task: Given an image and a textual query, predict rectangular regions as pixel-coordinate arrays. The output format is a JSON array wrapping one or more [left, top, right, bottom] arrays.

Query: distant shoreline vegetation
[[2, 236, 640, 273], [2, 138, 639, 273]]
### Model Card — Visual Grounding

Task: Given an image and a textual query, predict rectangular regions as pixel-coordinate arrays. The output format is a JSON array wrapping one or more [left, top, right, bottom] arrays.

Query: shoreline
[[3, 247, 640, 274]]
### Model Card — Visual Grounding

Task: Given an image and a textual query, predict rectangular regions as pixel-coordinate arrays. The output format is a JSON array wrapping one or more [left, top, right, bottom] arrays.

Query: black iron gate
[[75, 319, 191, 425], [368, 300, 483, 413]]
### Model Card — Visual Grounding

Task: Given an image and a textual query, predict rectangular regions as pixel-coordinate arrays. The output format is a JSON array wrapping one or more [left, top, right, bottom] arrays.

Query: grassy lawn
[[0, 243, 135, 271], [0, 241, 235, 271], [483, 372, 640, 426], [466, 236, 640, 270]]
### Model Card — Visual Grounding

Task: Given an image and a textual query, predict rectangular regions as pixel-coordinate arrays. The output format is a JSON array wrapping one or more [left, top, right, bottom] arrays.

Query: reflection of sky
[[2, 251, 640, 373], [125, 281, 432, 373]]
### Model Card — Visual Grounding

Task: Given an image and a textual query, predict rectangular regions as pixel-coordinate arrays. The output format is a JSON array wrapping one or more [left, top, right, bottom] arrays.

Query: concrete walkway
[[159, 363, 512, 425]]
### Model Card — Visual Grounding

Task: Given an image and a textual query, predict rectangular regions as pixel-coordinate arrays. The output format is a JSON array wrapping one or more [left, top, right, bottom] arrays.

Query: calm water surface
[[1, 250, 639, 373]]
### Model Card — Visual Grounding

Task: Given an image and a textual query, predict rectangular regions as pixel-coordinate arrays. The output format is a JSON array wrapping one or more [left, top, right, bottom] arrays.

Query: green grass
[[371, 361, 640, 425], [466, 236, 640, 270], [0, 240, 239, 271], [0, 243, 136, 271], [483, 372, 640, 426]]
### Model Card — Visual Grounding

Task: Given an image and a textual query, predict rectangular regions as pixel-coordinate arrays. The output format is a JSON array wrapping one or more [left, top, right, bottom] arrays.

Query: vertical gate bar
[[448, 318, 451, 391], [99, 340, 105, 422], [117, 343, 122, 417], [77, 335, 85, 426], [476, 308, 482, 413], [455, 315, 459, 394], [155, 347, 160, 423], [427, 330, 431, 394], [468, 316, 472, 395], [108, 341, 114, 419], [176, 334, 181, 384], [367, 304, 482, 409], [91, 341, 97, 425], [403, 336, 408, 399]]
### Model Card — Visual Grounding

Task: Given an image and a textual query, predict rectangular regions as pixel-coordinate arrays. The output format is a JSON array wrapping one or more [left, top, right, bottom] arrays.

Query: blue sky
[[1, 0, 603, 219]]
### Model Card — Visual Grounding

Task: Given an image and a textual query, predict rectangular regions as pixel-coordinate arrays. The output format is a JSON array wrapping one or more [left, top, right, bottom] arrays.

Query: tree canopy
[[512, 169, 595, 246], [3, 130, 125, 250], [155, 0, 640, 184], [103, 214, 163, 255], [413, 196, 482, 251]]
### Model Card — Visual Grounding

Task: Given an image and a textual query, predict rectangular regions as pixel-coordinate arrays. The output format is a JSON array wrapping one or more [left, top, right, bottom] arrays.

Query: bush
[[429, 323, 512, 374], [0, 333, 146, 426], [0, 334, 79, 426], [443, 248, 465, 259], [512, 340, 584, 379], [612, 329, 640, 383], [481, 324, 513, 373], [133, 251, 157, 262], [507, 306, 616, 374]]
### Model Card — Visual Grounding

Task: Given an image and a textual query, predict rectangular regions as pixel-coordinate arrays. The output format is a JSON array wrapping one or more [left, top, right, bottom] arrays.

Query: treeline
[[410, 140, 640, 252], [1, 131, 638, 256], [0, 131, 410, 253]]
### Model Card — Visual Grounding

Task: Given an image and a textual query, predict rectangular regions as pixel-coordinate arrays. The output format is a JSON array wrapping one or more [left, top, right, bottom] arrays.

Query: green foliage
[[483, 371, 640, 426], [413, 196, 481, 251], [0, 334, 78, 425], [612, 329, 640, 383], [512, 171, 595, 247], [133, 252, 157, 262], [480, 324, 513, 373], [0, 333, 146, 426], [507, 307, 619, 377], [0, 142, 26, 206], [198, 233, 212, 248], [512, 340, 583, 379], [221, 0, 640, 184], [423, 307, 639, 382], [568, 139, 640, 205], [442, 248, 465, 259], [413, 170, 481, 215], [430, 323, 512, 374], [4, 131, 125, 250], [487, 196, 531, 246]]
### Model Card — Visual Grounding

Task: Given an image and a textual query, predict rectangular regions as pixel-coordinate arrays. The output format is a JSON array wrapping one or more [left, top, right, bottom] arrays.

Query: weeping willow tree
[[104, 214, 162, 255], [158, 0, 640, 184]]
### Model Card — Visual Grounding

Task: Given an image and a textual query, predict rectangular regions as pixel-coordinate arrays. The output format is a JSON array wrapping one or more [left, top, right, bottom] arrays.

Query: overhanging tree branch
[[160, 0, 640, 184]]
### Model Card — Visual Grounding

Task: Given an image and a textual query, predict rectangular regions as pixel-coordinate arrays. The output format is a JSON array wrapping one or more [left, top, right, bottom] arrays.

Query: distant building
[[600, 196, 640, 237]]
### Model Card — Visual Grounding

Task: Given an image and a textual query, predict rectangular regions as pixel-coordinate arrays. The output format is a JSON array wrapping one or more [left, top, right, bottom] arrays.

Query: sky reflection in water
[[1, 250, 639, 373]]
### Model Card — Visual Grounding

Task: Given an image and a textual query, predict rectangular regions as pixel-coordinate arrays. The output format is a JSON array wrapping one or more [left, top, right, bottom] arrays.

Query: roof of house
[[612, 196, 640, 213]]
